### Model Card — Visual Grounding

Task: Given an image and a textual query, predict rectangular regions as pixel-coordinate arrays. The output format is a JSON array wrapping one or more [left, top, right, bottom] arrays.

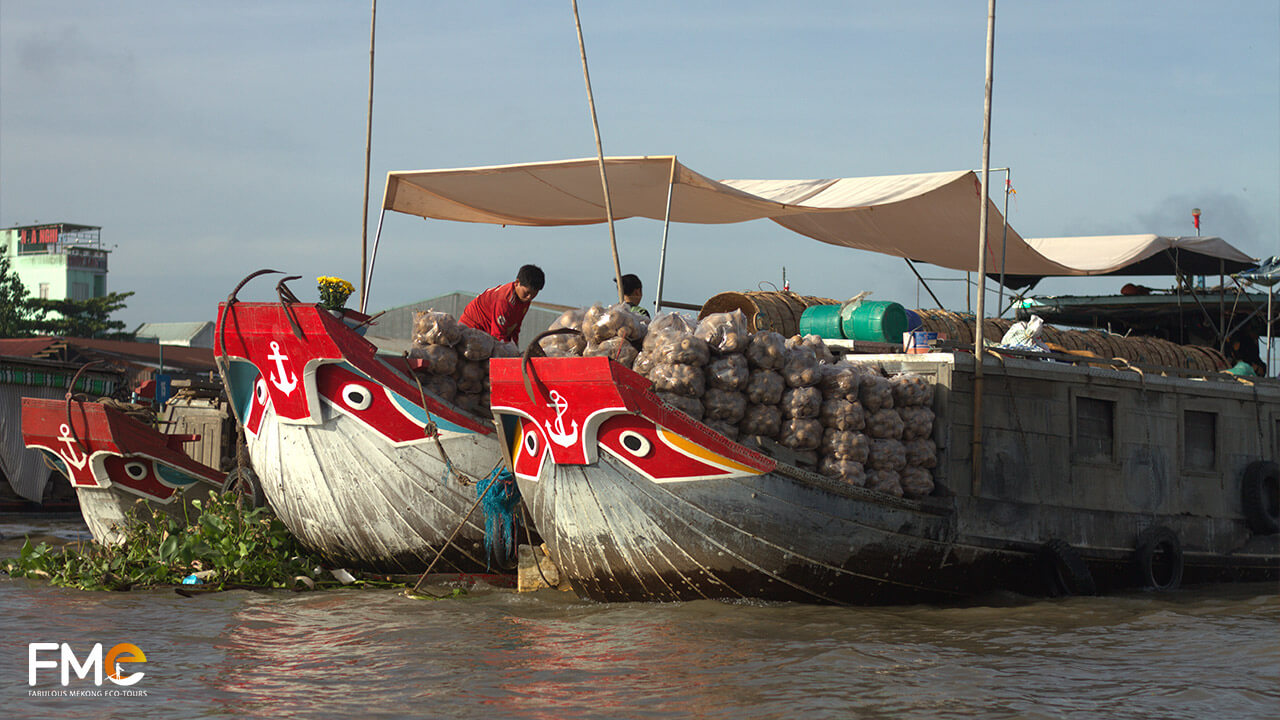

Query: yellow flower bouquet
[[317, 276, 355, 311]]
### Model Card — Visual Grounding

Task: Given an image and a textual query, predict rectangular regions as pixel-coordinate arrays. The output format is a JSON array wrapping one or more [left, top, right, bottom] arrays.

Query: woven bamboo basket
[[699, 291, 838, 337]]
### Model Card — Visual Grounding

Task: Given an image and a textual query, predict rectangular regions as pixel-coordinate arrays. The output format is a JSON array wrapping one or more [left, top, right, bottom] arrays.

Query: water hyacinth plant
[[2, 492, 334, 592], [317, 276, 355, 310]]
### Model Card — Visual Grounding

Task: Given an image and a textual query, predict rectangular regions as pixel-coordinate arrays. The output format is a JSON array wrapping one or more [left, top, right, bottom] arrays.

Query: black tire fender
[[1135, 525, 1183, 592], [223, 466, 266, 509], [1038, 539, 1096, 596], [1241, 461, 1280, 535]]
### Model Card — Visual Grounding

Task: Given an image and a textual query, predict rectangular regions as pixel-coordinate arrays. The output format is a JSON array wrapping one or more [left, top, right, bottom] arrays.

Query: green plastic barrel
[[840, 301, 908, 342], [798, 304, 845, 339]]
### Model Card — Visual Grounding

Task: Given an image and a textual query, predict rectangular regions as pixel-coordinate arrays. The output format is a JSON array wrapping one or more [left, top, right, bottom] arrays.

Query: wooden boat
[[490, 353, 1279, 604], [214, 291, 517, 573], [21, 396, 226, 545]]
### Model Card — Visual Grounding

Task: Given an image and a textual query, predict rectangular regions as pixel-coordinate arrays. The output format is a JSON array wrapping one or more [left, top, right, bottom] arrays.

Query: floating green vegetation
[[1, 491, 410, 592]]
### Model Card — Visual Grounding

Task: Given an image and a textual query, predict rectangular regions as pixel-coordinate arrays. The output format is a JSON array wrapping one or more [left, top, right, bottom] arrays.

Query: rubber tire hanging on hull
[[1038, 539, 1096, 597], [1241, 461, 1280, 535], [223, 466, 266, 509], [1135, 526, 1183, 592]]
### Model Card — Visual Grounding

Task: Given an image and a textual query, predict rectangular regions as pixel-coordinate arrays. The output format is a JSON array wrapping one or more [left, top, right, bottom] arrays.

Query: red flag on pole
[[1192, 208, 1201, 230]]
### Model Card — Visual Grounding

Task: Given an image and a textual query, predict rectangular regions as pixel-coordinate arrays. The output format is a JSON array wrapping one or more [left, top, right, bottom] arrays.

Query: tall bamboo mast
[[972, 0, 996, 495]]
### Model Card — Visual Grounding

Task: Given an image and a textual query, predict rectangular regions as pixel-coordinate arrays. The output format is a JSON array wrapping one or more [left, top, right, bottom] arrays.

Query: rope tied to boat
[[407, 358, 474, 486]]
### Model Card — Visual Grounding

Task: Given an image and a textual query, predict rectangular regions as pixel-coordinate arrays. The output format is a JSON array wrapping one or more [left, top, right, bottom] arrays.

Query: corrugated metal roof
[[134, 321, 215, 347]]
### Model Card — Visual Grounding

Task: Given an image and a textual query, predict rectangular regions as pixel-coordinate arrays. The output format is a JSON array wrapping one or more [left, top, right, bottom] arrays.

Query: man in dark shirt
[[459, 265, 545, 343]]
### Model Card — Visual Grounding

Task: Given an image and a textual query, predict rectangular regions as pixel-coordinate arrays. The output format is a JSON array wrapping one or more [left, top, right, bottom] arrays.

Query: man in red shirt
[[459, 264, 545, 343]]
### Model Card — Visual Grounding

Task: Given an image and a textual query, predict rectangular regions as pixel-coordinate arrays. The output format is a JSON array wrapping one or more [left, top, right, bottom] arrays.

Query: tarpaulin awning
[[997, 234, 1259, 288], [381, 156, 1075, 276]]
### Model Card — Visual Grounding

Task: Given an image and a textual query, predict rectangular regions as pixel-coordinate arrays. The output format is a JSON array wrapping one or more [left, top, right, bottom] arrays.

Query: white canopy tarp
[[1024, 234, 1256, 274], [381, 156, 1075, 276]]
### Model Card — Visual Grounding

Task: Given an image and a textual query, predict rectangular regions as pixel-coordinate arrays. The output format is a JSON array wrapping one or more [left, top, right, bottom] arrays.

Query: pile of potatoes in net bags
[[407, 310, 520, 417], [539, 305, 937, 499]]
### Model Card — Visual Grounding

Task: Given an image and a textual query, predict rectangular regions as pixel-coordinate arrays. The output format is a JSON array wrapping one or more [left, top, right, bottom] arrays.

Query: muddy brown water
[[1, 516, 1276, 719]]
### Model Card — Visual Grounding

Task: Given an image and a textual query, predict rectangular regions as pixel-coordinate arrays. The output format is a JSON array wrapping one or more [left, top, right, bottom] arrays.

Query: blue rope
[[477, 465, 521, 569]]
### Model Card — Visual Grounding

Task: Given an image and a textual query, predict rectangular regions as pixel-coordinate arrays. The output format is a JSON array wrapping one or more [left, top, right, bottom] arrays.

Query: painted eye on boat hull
[[524, 430, 539, 457], [618, 430, 652, 457], [255, 378, 268, 404], [124, 462, 149, 480], [341, 383, 372, 411]]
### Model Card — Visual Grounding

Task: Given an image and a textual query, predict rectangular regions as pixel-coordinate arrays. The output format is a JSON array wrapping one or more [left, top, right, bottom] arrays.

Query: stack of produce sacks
[[534, 307, 938, 499], [407, 310, 518, 417], [539, 303, 649, 367]]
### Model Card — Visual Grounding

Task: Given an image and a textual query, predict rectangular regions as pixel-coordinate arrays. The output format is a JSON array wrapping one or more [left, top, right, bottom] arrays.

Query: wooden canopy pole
[[972, 0, 996, 496], [572, 0, 625, 304], [359, 0, 376, 310]]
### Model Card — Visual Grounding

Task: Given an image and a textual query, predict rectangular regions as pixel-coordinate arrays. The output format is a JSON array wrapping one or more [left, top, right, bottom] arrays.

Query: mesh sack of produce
[[584, 337, 639, 368], [539, 333, 587, 357], [492, 341, 520, 358], [412, 310, 462, 347], [904, 438, 938, 468], [456, 360, 488, 393], [705, 354, 749, 391], [642, 313, 698, 351], [780, 386, 822, 419], [746, 330, 788, 370], [695, 309, 751, 354], [898, 406, 935, 441], [586, 302, 649, 345], [704, 419, 740, 441], [859, 373, 894, 412], [657, 391, 704, 420], [866, 469, 904, 497], [867, 438, 907, 470], [738, 404, 782, 438], [649, 362, 706, 397], [819, 364, 861, 400], [821, 428, 870, 463], [778, 417, 823, 451], [408, 344, 458, 376], [632, 349, 659, 376], [549, 307, 586, 331], [458, 326, 496, 361], [891, 373, 934, 407], [421, 373, 457, 402], [866, 408, 905, 439], [745, 369, 785, 405], [900, 466, 934, 498], [703, 388, 747, 423], [819, 397, 866, 431], [783, 346, 822, 388], [454, 391, 487, 416], [819, 456, 866, 486], [785, 333, 835, 364], [648, 329, 711, 366]]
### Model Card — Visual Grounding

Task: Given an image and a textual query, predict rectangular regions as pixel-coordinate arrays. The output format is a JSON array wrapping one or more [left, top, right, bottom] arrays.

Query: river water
[[1, 516, 1276, 720]]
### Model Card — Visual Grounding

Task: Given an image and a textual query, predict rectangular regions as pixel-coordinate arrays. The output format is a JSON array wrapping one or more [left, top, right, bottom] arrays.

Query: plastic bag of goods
[[704, 419, 740, 441], [746, 330, 788, 370], [648, 330, 711, 366], [456, 326, 496, 361], [539, 332, 586, 357], [819, 456, 866, 486], [643, 313, 698, 347], [866, 408, 905, 439], [549, 307, 586, 331], [900, 466, 934, 498], [859, 374, 895, 412], [820, 397, 865, 431], [866, 469, 904, 497], [867, 438, 907, 471], [898, 406, 935, 441], [703, 388, 747, 423], [455, 391, 489, 417], [778, 418, 823, 451], [821, 428, 870, 463], [586, 303, 648, 345], [706, 354, 749, 391], [657, 392, 704, 421], [649, 362, 706, 397], [422, 373, 457, 402], [783, 347, 822, 388], [786, 333, 834, 364], [695, 310, 751, 354], [408, 344, 458, 376], [457, 360, 488, 393], [745, 369, 785, 405], [584, 337, 639, 368], [739, 404, 782, 438], [632, 350, 658, 376], [413, 310, 462, 347], [891, 373, 934, 407], [904, 438, 938, 469], [492, 341, 520, 358], [780, 386, 822, 419]]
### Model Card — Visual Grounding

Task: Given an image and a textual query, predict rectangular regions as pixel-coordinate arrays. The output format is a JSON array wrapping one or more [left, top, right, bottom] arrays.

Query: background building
[[0, 222, 110, 301]]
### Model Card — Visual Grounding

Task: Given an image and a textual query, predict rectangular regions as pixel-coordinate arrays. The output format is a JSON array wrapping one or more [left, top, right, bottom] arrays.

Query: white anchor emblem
[[56, 423, 89, 470], [267, 340, 299, 395], [543, 390, 579, 448]]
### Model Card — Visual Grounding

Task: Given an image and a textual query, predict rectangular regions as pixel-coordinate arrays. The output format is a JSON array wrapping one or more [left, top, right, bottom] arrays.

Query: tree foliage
[[0, 252, 33, 338], [25, 292, 137, 340]]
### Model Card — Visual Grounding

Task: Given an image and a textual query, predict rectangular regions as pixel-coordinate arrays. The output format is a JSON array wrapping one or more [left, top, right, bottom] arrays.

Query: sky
[[1, 1, 1277, 331]]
